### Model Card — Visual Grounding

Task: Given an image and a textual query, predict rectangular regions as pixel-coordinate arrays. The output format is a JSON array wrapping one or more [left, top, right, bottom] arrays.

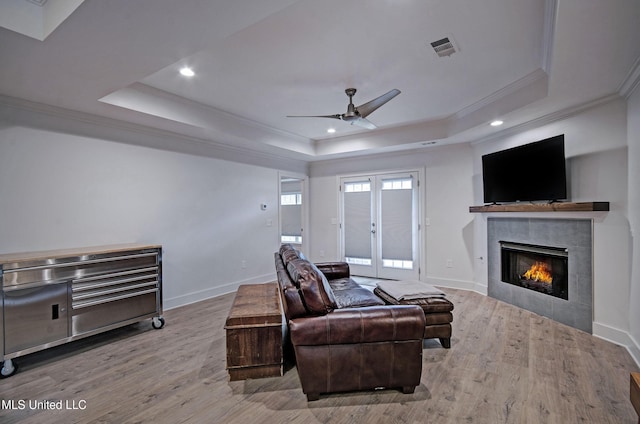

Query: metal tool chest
[[0, 244, 164, 377]]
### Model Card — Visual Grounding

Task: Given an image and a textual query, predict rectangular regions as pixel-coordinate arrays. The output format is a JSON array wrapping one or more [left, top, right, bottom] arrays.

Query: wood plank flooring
[[1, 287, 638, 423]]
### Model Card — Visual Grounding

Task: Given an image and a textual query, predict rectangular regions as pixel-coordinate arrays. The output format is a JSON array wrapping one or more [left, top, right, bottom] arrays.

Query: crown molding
[[618, 54, 640, 99], [453, 69, 548, 122], [541, 0, 558, 73], [470, 93, 622, 147], [100, 83, 315, 156], [0, 94, 309, 174]]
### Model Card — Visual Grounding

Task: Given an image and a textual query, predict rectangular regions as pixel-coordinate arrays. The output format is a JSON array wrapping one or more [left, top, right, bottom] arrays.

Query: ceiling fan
[[287, 88, 400, 130]]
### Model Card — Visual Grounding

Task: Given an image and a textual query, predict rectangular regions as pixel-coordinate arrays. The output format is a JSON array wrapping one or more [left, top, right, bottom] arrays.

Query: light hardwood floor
[[1, 287, 638, 423]]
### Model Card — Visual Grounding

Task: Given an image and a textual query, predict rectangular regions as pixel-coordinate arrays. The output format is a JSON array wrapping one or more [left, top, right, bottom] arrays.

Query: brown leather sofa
[[275, 244, 425, 401]]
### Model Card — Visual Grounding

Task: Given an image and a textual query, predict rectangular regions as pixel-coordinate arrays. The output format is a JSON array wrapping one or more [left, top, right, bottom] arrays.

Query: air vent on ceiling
[[430, 37, 457, 57], [25, 0, 48, 5]]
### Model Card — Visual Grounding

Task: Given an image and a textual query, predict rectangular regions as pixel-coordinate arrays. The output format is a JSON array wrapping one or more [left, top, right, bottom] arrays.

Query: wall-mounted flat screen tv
[[482, 134, 567, 204]]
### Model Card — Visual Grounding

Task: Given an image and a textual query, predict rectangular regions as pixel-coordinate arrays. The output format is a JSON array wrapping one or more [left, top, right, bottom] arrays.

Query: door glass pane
[[380, 177, 413, 269], [344, 181, 372, 265], [281, 178, 303, 245]]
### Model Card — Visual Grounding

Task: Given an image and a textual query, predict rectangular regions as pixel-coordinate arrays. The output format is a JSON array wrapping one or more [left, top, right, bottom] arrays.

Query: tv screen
[[482, 134, 567, 204]]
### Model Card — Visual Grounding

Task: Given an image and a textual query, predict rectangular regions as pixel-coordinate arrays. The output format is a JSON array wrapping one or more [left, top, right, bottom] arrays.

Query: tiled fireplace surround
[[488, 217, 593, 333]]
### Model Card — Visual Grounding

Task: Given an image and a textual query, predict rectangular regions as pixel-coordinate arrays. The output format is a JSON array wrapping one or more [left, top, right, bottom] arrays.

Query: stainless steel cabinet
[[0, 244, 164, 378], [3, 282, 69, 354]]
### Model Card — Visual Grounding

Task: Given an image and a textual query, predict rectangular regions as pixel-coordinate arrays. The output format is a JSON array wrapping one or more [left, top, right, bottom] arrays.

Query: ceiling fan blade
[[286, 114, 342, 120], [351, 117, 377, 130], [356, 89, 401, 118]]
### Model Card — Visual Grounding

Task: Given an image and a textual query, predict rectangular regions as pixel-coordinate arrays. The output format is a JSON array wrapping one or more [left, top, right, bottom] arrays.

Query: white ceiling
[[1, 0, 639, 162], [0, 0, 85, 41]]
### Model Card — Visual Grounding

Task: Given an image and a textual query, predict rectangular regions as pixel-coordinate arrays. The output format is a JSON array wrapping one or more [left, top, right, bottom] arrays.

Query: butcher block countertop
[[0, 243, 162, 265]]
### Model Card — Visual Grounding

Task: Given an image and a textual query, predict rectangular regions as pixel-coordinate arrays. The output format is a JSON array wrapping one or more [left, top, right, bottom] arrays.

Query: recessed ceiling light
[[179, 67, 195, 77], [327, 128, 336, 134], [490, 120, 504, 127]]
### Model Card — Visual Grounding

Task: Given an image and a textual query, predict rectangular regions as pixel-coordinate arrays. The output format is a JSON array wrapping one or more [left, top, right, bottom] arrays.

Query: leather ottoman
[[374, 287, 454, 348]]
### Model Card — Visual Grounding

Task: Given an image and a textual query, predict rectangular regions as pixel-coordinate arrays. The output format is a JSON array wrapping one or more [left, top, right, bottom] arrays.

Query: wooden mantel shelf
[[469, 201, 610, 213]]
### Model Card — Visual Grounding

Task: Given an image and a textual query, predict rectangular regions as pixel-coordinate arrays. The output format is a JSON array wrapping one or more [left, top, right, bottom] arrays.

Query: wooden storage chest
[[225, 283, 284, 381]]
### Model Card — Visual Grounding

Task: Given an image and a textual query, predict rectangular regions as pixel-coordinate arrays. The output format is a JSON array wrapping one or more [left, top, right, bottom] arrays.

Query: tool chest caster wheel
[[152, 316, 165, 329], [0, 359, 17, 378]]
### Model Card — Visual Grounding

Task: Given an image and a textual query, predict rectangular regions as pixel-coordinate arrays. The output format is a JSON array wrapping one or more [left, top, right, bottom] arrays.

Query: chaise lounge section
[[374, 284, 454, 348], [275, 244, 425, 401]]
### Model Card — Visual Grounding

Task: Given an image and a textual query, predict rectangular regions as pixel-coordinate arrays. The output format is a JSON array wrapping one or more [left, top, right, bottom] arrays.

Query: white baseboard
[[628, 334, 640, 368], [593, 321, 640, 368], [163, 273, 274, 311], [426, 276, 488, 295]]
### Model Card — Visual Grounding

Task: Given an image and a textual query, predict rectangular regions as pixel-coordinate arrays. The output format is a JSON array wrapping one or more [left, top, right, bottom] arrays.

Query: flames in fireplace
[[522, 261, 553, 284], [500, 241, 569, 300]]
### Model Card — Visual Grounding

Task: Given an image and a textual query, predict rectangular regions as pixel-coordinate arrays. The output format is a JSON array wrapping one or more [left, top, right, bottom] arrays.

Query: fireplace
[[500, 242, 568, 300], [487, 218, 593, 333]]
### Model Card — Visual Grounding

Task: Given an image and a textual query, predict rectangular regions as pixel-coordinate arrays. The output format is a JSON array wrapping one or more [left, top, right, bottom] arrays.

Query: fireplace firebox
[[500, 241, 568, 300]]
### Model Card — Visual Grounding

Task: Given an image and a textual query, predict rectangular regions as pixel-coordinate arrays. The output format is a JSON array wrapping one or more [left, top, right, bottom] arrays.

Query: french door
[[340, 172, 420, 280]]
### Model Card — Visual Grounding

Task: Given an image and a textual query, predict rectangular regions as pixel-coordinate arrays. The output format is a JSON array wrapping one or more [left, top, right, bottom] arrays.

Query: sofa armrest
[[289, 305, 425, 346], [314, 262, 350, 280]]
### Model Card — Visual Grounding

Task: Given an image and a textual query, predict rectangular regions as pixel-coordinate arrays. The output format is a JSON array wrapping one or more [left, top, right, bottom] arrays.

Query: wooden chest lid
[[225, 283, 282, 328]]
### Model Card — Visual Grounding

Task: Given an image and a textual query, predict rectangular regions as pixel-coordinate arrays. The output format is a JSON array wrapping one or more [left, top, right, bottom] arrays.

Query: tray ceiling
[[1, 0, 639, 162]]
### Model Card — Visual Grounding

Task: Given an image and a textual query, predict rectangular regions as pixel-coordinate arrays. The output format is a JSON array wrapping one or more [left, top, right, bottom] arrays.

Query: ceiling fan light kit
[[287, 88, 401, 130]]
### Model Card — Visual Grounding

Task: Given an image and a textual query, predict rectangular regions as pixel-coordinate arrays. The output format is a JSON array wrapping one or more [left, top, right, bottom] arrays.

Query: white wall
[[423, 146, 477, 290], [628, 87, 640, 363], [0, 123, 285, 309], [1, 93, 636, 363], [471, 98, 632, 345], [308, 173, 341, 261], [308, 144, 477, 290]]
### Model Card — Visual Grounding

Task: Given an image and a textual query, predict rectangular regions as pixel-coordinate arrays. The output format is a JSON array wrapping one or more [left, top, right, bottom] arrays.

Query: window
[[382, 259, 414, 269], [344, 181, 371, 193], [281, 193, 302, 205], [281, 235, 303, 244], [381, 178, 412, 190], [345, 257, 373, 266]]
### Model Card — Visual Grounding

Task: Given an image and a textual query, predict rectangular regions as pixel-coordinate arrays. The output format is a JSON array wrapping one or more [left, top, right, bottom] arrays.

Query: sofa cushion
[[314, 262, 350, 280], [275, 251, 307, 320], [374, 287, 454, 313], [287, 259, 337, 315], [277, 268, 308, 319], [280, 244, 300, 266], [328, 278, 385, 308], [279, 243, 296, 256], [289, 305, 425, 345]]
